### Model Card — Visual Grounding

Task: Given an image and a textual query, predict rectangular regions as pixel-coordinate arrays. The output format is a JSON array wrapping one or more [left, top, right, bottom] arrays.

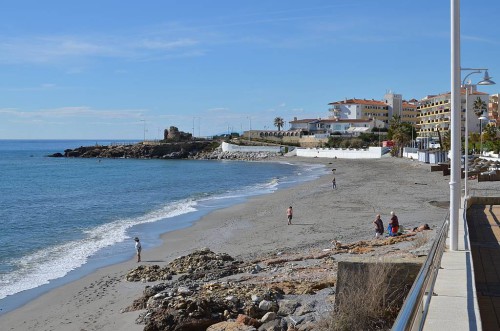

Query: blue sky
[[1, 0, 499, 139]]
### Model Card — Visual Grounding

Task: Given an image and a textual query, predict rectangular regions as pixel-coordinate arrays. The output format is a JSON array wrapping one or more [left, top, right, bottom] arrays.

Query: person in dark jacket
[[373, 214, 384, 238]]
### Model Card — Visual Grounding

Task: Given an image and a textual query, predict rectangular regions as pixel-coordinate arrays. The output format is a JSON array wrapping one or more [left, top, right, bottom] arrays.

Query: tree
[[473, 97, 487, 117], [483, 124, 498, 141], [274, 117, 285, 131], [442, 130, 451, 151], [388, 115, 413, 157], [469, 132, 480, 152]]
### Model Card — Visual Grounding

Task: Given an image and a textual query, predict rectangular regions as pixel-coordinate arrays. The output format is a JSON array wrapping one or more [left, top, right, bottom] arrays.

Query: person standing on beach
[[373, 214, 384, 238], [134, 237, 142, 262], [332, 177, 336, 189], [287, 206, 293, 225], [389, 211, 399, 236]]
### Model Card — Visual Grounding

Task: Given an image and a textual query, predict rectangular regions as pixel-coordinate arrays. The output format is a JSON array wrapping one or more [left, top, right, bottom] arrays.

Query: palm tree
[[483, 124, 498, 141], [473, 97, 487, 117], [388, 115, 412, 156], [274, 117, 285, 131], [442, 131, 451, 151], [469, 132, 480, 153]]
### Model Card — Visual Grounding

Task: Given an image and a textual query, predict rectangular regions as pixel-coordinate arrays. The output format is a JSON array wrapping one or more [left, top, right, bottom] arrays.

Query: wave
[[0, 199, 198, 300]]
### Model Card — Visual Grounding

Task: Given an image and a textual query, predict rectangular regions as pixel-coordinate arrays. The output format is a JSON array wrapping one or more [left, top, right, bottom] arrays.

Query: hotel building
[[416, 86, 489, 142], [328, 91, 419, 127]]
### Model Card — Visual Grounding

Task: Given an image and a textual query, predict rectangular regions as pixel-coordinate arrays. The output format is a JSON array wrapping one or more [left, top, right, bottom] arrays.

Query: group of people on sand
[[373, 212, 431, 239], [373, 211, 400, 238]]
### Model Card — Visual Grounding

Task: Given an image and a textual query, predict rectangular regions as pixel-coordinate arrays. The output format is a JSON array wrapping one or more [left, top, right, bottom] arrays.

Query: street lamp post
[[460, 69, 495, 199], [450, 0, 461, 251]]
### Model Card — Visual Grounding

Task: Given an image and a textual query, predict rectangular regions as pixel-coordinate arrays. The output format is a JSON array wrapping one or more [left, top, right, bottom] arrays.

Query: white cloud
[[140, 38, 198, 50], [0, 32, 202, 64], [0, 107, 146, 120], [462, 35, 500, 45]]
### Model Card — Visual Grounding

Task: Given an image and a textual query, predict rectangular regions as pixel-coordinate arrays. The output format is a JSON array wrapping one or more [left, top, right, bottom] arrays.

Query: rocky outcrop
[[48, 142, 283, 161], [49, 141, 216, 159]]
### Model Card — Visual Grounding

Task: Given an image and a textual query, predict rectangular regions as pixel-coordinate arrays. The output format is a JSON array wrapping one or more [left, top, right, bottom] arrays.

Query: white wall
[[221, 142, 283, 153], [296, 147, 383, 159], [402, 147, 418, 160]]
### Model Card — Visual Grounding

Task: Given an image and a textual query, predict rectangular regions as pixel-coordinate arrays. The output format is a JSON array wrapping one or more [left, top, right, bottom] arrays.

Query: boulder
[[207, 321, 257, 331], [260, 312, 277, 323], [277, 300, 300, 316]]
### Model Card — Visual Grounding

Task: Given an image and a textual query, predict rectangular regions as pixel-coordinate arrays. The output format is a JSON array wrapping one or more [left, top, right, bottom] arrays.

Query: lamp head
[[478, 70, 496, 85], [478, 115, 488, 121]]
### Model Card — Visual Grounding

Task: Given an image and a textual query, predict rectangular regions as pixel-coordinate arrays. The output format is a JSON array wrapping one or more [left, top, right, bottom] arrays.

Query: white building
[[328, 94, 418, 127], [289, 117, 385, 136]]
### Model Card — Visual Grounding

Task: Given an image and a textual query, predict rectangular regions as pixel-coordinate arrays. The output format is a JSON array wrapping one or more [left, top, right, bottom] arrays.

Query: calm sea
[[0, 140, 326, 314]]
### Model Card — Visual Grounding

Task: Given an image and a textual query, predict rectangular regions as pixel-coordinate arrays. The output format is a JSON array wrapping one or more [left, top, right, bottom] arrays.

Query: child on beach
[[287, 206, 293, 225], [373, 214, 384, 238], [134, 237, 142, 262], [332, 177, 336, 189]]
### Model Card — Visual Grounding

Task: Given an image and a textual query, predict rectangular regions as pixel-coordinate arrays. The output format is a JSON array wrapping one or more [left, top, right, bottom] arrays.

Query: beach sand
[[1, 156, 453, 330]]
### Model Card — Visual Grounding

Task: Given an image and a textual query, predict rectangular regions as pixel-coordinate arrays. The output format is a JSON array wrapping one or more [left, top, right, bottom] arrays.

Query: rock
[[259, 318, 288, 331], [236, 314, 261, 328], [251, 294, 261, 303], [225, 295, 238, 303], [250, 264, 263, 274], [258, 318, 283, 331], [277, 300, 300, 316], [294, 301, 316, 316], [258, 300, 274, 311], [207, 321, 257, 331], [260, 312, 277, 323], [177, 286, 192, 296]]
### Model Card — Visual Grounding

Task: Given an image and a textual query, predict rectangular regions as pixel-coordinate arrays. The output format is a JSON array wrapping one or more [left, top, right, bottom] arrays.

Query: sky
[[1, 0, 500, 139]]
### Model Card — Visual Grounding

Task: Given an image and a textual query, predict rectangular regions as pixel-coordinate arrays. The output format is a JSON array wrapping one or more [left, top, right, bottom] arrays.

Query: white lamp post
[[461, 69, 495, 199], [450, 0, 461, 251], [450, 0, 497, 249]]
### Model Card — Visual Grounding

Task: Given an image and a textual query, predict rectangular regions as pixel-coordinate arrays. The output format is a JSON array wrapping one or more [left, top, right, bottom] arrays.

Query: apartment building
[[416, 86, 489, 141], [383, 91, 419, 125], [328, 98, 390, 124], [328, 91, 419, 127]]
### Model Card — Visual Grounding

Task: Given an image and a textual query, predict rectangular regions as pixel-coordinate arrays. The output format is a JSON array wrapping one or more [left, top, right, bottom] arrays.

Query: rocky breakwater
[[192, 146, 283, 161], [49, 141, 216, 159]]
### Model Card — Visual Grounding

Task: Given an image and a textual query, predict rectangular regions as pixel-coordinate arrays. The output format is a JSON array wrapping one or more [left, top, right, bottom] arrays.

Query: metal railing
[[392, 213, 450, 331]]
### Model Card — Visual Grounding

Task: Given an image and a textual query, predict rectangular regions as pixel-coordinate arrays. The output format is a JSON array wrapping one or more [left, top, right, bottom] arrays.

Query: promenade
[[424, 199, 500, 331], [468, 204, 500, 330]]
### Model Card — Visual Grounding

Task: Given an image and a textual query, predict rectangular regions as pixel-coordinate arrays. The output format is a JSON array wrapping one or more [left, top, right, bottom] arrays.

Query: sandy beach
[[1, 156, 454, 330]]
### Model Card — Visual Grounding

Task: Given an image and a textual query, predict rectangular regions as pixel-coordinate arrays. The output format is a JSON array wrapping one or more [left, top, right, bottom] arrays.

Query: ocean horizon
[[0, 139, 327, 314]]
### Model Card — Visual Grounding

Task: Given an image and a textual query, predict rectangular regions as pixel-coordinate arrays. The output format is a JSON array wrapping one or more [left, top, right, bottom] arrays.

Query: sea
[[0, 139, 327, 314]]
